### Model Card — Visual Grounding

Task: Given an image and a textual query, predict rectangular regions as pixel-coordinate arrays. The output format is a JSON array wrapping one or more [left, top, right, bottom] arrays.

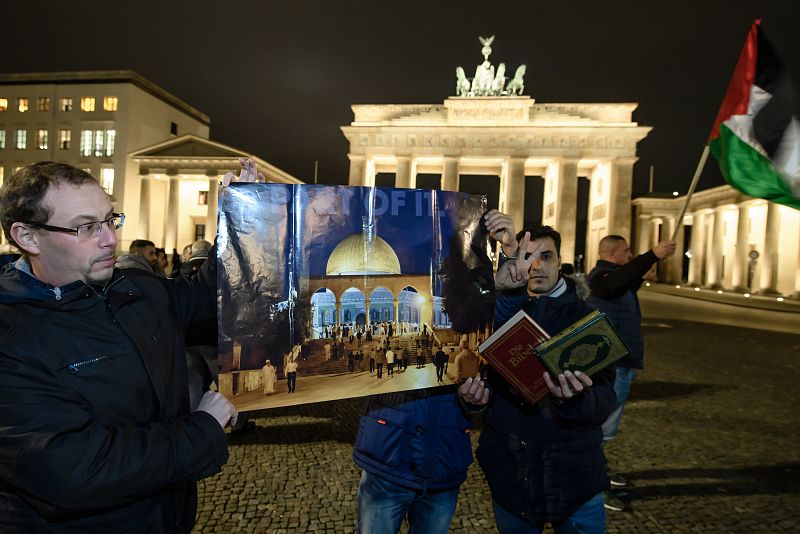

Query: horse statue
[[473, 60, 494, 96], [506, 64, 526, 95], [490, 63, 506, 95], [455, 66, 471, 97]]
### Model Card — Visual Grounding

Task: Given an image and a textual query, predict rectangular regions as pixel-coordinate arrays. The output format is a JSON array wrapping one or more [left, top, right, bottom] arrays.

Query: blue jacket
[[353, 387, 473, 491], [476, 277, 616, 524]]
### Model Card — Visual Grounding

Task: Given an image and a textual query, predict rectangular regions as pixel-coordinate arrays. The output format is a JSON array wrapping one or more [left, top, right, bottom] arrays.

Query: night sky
[[4, 1, 797, 195]]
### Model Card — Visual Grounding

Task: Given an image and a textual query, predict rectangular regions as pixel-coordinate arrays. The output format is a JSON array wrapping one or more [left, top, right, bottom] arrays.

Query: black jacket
[[585, 252, 659, 369], [476, 278, 616, 524], [0, 255, 228, 532]]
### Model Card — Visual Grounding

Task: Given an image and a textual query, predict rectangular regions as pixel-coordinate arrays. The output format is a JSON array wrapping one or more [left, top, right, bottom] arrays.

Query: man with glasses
[[0, 161, 239, 532]]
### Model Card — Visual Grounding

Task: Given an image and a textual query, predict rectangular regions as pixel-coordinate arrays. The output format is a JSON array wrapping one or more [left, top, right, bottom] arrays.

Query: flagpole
[[670, 145, 710, 241]]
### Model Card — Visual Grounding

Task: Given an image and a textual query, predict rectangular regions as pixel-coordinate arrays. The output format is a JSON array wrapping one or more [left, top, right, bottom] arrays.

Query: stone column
[[163, 174, 180, 253], [138, 175, 151, 239], [556, 159, 578, 264], [794, 235, 800, 299], [442, 157, 460, 192], [731, 203, 750, 291], [335, 300, 342, 328], [667, 216, 685, 284], [501, 157, 526, 237], [205, 176, 219, 241], [395, 156, 414, 189], [365, 299, 371, 327], [688, 211, 707, 286], [348, 155, 366, 186], [608, 158, 636, 238], [707, 208, 725, 288], [635, 214, 651, 255], [758, 202, 780, 294]]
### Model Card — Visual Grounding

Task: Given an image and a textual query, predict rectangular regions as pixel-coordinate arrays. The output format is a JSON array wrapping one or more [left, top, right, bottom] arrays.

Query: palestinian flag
[[708, 20, 800, 210]]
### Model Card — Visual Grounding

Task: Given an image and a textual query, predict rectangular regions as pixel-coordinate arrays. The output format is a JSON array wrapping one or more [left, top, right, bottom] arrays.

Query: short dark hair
[[516, 225, 562, 256], [0, 162, 98, 247], [129, 239, 156, 253]]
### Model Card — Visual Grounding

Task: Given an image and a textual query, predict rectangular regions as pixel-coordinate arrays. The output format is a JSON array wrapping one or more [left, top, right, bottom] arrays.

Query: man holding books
[[458, 210, 617, 533], [585, 235, 675, 511]]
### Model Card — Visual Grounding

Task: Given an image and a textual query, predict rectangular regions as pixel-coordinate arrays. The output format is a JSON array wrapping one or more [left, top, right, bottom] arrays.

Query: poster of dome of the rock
[[217, 184, 495, 411]]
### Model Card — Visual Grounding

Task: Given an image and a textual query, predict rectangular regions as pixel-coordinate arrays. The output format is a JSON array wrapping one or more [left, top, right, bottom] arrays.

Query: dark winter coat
[[476, 277, 616, 524], [0, 255, 228, 532], [353, 387, 473, 492], [585, 252, 660, 369]]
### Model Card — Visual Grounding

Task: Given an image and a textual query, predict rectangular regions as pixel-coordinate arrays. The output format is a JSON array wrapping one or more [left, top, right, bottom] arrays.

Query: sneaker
[[609, 470, 629, 487], [604, 490, 626, 512]]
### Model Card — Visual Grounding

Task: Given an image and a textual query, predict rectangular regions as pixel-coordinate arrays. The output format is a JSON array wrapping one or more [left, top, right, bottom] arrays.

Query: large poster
[[217, 184, 494, 411]]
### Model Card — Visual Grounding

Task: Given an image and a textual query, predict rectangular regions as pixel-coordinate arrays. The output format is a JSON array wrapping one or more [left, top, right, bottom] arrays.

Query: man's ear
[[9, 223, 41, 256]]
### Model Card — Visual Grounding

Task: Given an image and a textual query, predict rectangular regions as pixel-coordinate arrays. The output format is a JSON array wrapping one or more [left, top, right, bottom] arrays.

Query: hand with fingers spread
[[221, 158, 265, 187], [543, 370, 593, 401], [484, 209, 518, 258], [458, 376, 491, 406], [495, 231, 534, 289]]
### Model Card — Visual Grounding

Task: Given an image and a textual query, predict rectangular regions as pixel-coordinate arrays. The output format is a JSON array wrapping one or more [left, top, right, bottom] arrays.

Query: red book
[[478, 310, 551, 404]]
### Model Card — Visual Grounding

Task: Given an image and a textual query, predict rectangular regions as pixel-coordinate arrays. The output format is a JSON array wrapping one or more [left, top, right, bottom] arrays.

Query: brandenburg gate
[[341, 37, 652, 268]]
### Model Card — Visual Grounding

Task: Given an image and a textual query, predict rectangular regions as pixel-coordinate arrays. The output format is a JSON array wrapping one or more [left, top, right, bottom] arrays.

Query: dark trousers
[[370, 359, 375, 373], [436, 364, 445, 382], [377, 363, 383, 378], [388, 363, 394, 376], [287, 372, 297, 392]]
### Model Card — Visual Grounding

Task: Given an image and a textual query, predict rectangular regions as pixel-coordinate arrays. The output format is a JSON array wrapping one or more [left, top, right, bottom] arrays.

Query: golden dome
[[326, 233, 401, 275]]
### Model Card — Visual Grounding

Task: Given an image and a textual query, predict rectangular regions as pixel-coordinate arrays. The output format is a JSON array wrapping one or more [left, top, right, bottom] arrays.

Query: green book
[[536, 310, 630, 377]]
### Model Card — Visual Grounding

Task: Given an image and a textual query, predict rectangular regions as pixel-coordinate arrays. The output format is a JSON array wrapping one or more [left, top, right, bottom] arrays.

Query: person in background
[[115, 238, 159, 274], [585, 234, 676, 512]]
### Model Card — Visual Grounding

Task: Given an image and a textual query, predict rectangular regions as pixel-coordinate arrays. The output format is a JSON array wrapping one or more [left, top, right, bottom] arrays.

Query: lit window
[[103, 96, 118, 112], [194, 224, 206, 241], [59, 129, 71, 150], [0, 98, 7, 111], [104, 129, 116, 156], [36, 129, 48, 150], [80, 129, 93, 156], [17, 98, 28, 112], [94, 129, 104, 157], [0, 130, 5, 149], [59, 98, 73, 112], [36, 97, 50, 112], [0, 166, 3, 187], [81, 97, 95, 112], [14, 129, 27, 150], [101, 167, 114, 195], [198, 190, 209, 205]]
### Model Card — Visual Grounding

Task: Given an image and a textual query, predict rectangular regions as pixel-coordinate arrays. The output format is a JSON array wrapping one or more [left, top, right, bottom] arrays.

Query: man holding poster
[[0, 160, 251, 532]]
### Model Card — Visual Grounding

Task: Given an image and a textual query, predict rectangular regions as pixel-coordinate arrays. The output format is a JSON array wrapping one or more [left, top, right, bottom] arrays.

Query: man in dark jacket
[[461, 212, 617, 532], [0, 162, 240, 532], [352, 388, 473, 534], [585, 235, 675, 510]]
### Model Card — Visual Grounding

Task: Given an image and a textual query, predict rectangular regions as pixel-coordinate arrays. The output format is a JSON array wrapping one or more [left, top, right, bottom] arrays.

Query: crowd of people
[[0, 158, 674, 533]]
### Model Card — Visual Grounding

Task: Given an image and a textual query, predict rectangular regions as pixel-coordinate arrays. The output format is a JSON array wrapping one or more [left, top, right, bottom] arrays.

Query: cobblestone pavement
[[195, 320, 800, 533]]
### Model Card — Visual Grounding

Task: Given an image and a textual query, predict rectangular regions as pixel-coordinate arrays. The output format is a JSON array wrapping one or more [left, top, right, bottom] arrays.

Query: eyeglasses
[[24, 213, 125, 241]]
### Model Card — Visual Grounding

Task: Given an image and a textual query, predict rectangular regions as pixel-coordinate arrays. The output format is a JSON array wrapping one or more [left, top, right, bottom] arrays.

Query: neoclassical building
[[129, 134, 302, 253], [633, 186, 800, 297], [341, 97, 651, 268]]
